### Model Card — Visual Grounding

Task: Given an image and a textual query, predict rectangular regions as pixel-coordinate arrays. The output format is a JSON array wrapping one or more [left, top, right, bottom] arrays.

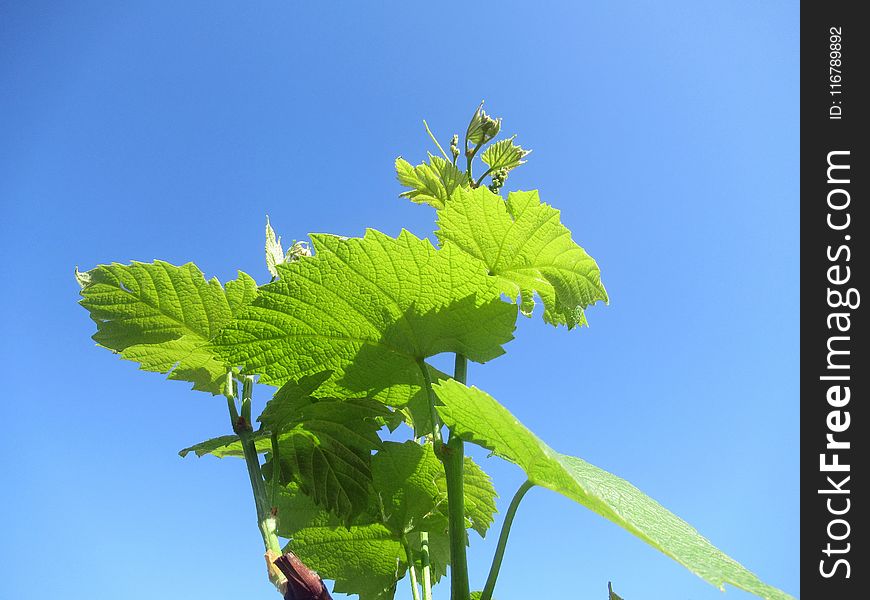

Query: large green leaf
[[266, 397, 390, 520], [212, 229, 516, 411], [433, 380, 794, 600], [436, 187, 608, 329], [78, 261, 257, 394], [287, 523, 404, 600], [396, 155, 470, 209], [373, 441, 446, 535]]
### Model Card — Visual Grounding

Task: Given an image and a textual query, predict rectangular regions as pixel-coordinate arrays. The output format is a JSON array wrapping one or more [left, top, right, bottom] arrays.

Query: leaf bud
[[450, 134, 460, 160], [285, 240, 312, 262], [466, 102, 502, 146]]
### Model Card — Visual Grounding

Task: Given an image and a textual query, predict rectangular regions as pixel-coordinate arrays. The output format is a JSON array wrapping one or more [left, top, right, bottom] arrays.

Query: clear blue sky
[[0, 2, 798, 599]]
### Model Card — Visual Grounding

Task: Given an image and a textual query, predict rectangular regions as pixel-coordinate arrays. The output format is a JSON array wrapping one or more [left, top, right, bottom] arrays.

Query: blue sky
[[0, 2, 798, 599]]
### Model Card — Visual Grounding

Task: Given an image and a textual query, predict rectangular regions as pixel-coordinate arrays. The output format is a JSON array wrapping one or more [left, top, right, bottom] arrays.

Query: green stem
[[226, 374, 282, 558], [474, 167, 495, 188], [444, 353, 470, 600], [443, 432, 469, 600], [420, 531, 433, 600], [453, 353, 467, 384], [423, 120, 450, 161], [417, 356, 470, 600], [417, 359, 443, 445], [269, 432, 281, 508], [465, 142, 482, 180], [480, 480, 535, 600], [402, 536, 422, 600]]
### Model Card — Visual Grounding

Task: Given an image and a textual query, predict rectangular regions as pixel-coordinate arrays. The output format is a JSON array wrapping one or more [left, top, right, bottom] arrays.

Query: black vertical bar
[[802, 2, 866, 596]]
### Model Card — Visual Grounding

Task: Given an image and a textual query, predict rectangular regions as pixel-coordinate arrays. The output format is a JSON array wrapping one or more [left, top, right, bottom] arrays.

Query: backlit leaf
[[480, 137, 530, 173], [212, 229, 516, 414], [437, 187, 607, 328], [396, 155, 470, 209], [433, 380, 794, 600], [286, 524, 404, 600], [78, 261, 257, 394]]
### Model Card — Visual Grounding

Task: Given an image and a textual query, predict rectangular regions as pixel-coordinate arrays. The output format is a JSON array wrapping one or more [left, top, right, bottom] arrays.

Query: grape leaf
[[371, 441, 496, 586], [183, 389, 391, 521], [286, 523, 404, 600], [433, 380, 794, 600], [372, 441, 446, 534], [480, 137, 530, 172], [212, 229, 517, 412], [178, 434, 258, 458], [445, 456, 497, 538], [78, 261, 257, 394], [266, 398, 390, 519], [408, 528, 451, 586], [257, 371, 335, 431], [396, 155, 470, 209], [265, 483, 330, 537], [436, 187, 608, 329]]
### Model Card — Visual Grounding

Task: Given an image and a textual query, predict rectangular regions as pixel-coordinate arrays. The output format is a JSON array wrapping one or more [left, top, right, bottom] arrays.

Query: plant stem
[[226, 374, 282, 558], [453, 353, 467, 384], [269, 432, 281, 508], [417, 356, 470, 600], [480, 480, 535, 600], [402, 536, 422, 600], [420, 531, 434, 600], [474, 167, 494, 188], [417, 359, 443, 445], [465, 143, 482, 180], [423, 120, 450, 161], [443, 353, 470, 600], [443, 432, 469, 600]]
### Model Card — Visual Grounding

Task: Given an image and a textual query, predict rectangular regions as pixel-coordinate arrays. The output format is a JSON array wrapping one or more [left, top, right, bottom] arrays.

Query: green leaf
[[480, 137, 530, 173], [178, 430, 279, 458], [450, 456, 497, 538], [257, 371, 336, 432], [372, 441, 446, 535], [433, 380, 794, 600], [286, 523, 404, 600], [396, 155, 470, 209], [437, 187, 608, 329], [265, 397, 391, 520], [183, 387, 390, 521], [272, 482, 337, 535], [212, 229, 516, 413], [180, 434, 247, 458], [370, 441, 495, 585], [408, 528, 450, 585], [78, 261, 257, 394]]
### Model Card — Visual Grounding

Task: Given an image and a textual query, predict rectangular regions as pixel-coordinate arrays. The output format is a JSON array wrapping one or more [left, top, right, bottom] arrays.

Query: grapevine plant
[[76, 104, 792, 600]]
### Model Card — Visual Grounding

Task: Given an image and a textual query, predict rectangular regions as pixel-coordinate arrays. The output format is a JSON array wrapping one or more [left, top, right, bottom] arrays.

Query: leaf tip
[[74, 265, 92, 289]]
